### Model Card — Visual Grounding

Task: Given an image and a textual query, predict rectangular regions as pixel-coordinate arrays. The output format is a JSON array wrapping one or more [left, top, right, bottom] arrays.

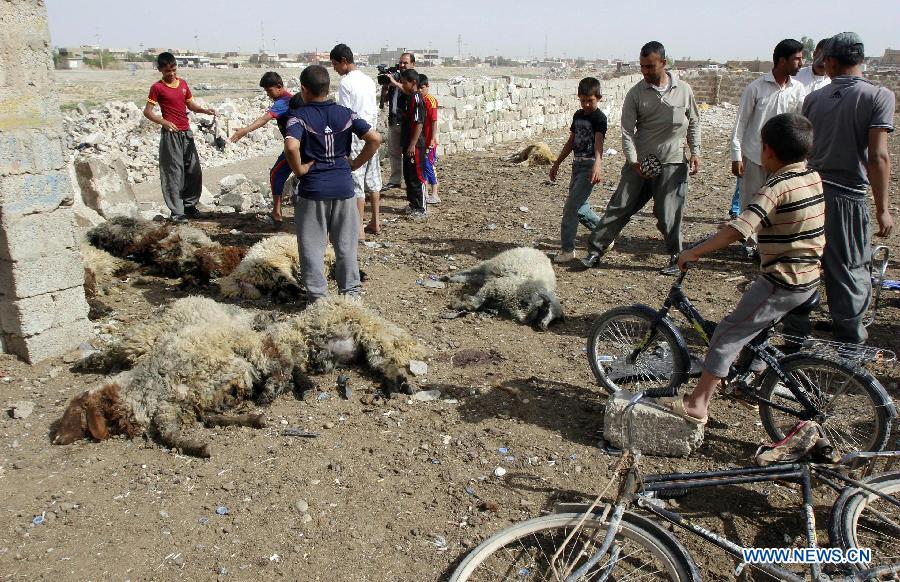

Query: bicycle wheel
[[586, 306, 689, 396], [828, 472, 900, 570], [449, 511, 699, 581], [757, 354, 893, 456]]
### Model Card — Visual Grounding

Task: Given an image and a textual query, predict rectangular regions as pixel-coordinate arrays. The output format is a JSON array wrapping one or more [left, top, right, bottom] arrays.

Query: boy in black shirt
[[399, 69, 427, 218], [548, 77, 608, 263]]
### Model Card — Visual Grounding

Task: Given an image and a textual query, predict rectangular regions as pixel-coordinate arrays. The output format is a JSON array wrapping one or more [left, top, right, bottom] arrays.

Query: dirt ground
[[1, 90, 898, 579]]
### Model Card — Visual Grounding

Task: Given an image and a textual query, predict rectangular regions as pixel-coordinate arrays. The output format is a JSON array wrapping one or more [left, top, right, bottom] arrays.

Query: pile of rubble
[[62, 92, 294, 185], [698, 102, 738, 144]]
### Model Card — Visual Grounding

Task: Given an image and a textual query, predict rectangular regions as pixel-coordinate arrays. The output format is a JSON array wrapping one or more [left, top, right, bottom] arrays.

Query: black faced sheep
[[54, 295, 426, 457], [444, 247, 564, 330], [500, 142, 557, 166]]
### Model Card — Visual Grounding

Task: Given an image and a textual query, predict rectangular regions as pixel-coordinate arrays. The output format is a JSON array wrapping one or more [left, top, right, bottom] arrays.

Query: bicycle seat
[[785, 290, 820, 317]]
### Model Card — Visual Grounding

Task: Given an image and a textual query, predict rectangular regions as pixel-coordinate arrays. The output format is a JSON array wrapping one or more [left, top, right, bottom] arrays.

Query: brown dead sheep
[[500, 142, 557, 166]]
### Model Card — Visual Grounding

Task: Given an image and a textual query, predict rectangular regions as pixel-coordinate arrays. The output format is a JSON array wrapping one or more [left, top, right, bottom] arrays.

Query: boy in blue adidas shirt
[[284, 65, 382, 301]]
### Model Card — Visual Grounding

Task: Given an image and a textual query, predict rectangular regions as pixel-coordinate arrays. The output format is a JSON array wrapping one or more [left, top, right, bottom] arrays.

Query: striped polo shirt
[[729, 162, 824, 291]]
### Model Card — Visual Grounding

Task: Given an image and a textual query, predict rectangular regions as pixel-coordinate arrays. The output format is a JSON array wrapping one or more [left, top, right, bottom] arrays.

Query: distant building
[[56, 46, 83, 69], [174, 54, 211, 68], [301, 51, 331, 65]]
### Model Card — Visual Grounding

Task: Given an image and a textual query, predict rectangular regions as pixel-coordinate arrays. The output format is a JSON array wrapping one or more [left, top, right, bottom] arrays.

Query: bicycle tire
[[449, 511, 699, 581], [828, 472, 900, 571], [586, 305, 690, 397], [756, 354, 893, 456]]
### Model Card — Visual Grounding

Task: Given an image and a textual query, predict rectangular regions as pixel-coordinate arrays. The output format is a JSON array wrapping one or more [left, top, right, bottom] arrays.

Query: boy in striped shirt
[[660, 113, 824, 425]]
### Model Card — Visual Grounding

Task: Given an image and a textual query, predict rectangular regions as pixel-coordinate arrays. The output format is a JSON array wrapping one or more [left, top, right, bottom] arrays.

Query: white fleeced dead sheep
[[81, 243, 137, 298], [55, 295, 426, 456], [500, 142, 557, 166], [445, 247, 564, 330]]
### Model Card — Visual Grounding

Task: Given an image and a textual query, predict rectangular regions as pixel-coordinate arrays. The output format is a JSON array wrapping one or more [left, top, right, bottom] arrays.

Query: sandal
[[656, 396, 708, 425], [364, 224, 381, 235]]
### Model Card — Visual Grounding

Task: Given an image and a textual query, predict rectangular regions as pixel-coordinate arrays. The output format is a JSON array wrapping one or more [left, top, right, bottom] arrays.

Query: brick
[[0, 169, 75, 217], [0, 285, 88, 337], [0, 206, 77, 262], [0, 246, 84, 298], [0, 129, 66, 175], [4, 317, 92, 364]]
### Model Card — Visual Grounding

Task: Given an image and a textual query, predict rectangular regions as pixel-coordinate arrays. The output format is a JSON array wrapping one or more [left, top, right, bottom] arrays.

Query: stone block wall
[[0, 0, 91, 362], [431, 74, 643, 155]]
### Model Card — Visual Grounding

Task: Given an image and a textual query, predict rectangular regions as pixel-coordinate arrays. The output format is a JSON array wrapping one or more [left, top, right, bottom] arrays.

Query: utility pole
[[457, 34, 462, 61], [96, 32, 103, 70], [260, 22, 265, 53], [544, 34, 548, 61]]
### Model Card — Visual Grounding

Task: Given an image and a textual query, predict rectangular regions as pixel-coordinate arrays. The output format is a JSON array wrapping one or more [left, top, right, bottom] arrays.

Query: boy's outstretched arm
[[677, 225, 743, 271], [230, 112, 271, 143], [549, 133, 574, 182], [350, 130, 383, 171]]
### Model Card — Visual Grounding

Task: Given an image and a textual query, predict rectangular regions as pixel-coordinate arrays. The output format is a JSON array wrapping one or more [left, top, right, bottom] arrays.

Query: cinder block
[[603, 391, 704, 457], [4, 317, 93, 364], [0, 170, 75, 217], [0, 285, 89, 337], [0, 247, 85, 298], [0, 207, 77, 262], [0, 130, 66, 175]]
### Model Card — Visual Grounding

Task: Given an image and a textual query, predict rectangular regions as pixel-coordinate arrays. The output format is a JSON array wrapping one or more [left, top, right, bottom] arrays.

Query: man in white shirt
[[331, 44, 383, 238], [795, 39, 831, 94], [730, 39, 805, 253]]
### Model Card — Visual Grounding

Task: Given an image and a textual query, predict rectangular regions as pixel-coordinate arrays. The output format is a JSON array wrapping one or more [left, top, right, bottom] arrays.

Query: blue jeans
[[730, 177, 742, 216], [561, 159, 601, 252]]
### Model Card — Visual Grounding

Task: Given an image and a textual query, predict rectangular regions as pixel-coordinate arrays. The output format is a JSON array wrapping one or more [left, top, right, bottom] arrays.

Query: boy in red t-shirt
[[142, 52, 216, 223], [419, 75, 440, 204]]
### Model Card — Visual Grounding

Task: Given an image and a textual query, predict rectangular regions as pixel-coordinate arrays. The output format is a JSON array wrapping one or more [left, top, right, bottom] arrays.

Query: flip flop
[[656, 396, 708, 426]]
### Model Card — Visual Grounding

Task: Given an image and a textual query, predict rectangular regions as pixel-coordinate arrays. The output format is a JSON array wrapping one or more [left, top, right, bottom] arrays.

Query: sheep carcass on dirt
[[444, 247, 564, 330], [55, 296, 426, 456], [500, 142, 557, 166], [81, 243, 137, 298]]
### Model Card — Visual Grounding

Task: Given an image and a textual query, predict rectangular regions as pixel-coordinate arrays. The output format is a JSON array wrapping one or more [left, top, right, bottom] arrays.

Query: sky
[[45, 0, 900, 62]]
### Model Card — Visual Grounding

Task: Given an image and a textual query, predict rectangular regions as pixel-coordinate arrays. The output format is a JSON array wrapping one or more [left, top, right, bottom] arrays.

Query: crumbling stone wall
[[0, 0, 91, 362], [432, 74, 643, 156]]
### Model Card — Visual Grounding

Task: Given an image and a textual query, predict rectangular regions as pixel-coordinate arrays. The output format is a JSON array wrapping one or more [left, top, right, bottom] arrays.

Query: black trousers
[[403, 148, 426, 211]]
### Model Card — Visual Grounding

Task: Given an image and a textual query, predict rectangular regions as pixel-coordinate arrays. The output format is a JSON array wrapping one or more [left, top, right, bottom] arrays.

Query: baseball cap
[[823, 32, 864, 58]]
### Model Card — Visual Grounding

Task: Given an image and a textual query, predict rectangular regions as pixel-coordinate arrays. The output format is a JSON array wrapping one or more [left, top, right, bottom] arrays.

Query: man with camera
[[379, 52, 415, 189]]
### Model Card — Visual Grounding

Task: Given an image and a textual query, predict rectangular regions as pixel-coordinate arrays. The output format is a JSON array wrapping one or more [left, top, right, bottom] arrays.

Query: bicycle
[[449, 392, 900, 581], [585, 268, 896, 456]]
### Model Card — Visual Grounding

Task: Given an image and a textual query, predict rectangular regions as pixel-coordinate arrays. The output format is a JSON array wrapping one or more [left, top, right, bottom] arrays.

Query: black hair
[[329, 43, 354, 64], [259, 71, 283, 88], [399, 68, 420, 84], [814, 38, 827, 51], [577, 77, 601, 98], [418, 74, 429, 86], [300, 65, 330, 98], [760, 113, 813, 164], [156, 52, 176, 69], [833, 53, 865, 67], [400, 52, 416, 64], [773, 39, 803, 65], [288, 92, 305, 109], [639, 41, 666, 60]]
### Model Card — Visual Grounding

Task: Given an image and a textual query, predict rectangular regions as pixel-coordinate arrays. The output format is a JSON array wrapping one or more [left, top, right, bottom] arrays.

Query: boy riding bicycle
[[662, 113, 824, 425]]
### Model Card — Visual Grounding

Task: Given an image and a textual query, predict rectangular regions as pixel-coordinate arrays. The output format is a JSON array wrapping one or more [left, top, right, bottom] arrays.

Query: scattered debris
[[9, 401, 35, 420], [412, 390, 441, 402], [408, 360, 428, 377], [282, 428, 320, 438]]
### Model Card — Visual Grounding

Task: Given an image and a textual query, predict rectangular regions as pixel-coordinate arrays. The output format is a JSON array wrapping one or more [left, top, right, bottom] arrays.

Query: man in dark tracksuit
[[398, 68, 427, 217], [142, 52, 216, 223], [803, 32, 895, 344]]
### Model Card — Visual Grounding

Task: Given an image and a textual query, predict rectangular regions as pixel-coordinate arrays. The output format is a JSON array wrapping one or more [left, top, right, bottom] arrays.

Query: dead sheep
[[54, 295, 426, 457], [444, 247, 564, 330], [86, 216, 247, 284], [500, 142, 557, 166], [217, 234, 335, 303], [81, 243, 137, 298]]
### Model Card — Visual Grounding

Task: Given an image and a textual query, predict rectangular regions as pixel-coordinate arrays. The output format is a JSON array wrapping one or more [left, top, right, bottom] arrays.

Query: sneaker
[[400, 206, 416, 214], [659, 255, 680, 276], [171, 215, 188, 224], [553, 251, 576, 264], [184, 206, 200, 218], [409, 210, 426, 221], [579, 252, 602, 269]]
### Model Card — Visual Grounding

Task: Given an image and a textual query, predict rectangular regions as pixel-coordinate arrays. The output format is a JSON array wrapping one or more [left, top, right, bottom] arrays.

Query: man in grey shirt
[[802, 32, 894, 344], [581, 41, 701, 274]]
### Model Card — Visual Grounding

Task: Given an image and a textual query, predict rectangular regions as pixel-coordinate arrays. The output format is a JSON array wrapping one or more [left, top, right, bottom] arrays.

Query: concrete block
[[0, 285, 89, 337], [0, 170, 74, 216], [0, 247, 85, 298], [603, 391, 704, 457], [74, 154, 139, 218], [0, 130, 66, 175], [4, 316, 93, 364], [0, 207, 78, 262]]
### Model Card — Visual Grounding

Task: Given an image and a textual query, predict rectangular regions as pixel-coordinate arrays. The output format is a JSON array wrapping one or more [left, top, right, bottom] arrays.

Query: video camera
[[376, 64, 400, 86]]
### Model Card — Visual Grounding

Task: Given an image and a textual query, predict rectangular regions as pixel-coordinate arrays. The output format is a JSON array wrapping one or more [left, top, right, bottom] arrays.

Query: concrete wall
[[0, 0, 91, 362], [431, 74, 644, 155]]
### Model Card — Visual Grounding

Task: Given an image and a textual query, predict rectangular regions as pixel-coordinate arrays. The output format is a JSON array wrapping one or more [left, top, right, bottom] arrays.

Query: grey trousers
[[822, 184, 871, 344], [295, 196, 362, 300], [159, 129, 202, 217], [561, 159, 602, 251], [388, 123, 403, 185], [704, 277, 815, 377], [588, 162, 688, 256]]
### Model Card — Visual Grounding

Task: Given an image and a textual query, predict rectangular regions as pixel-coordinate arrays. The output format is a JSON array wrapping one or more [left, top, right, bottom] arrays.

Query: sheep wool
[[500, 142, 557, 166]]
